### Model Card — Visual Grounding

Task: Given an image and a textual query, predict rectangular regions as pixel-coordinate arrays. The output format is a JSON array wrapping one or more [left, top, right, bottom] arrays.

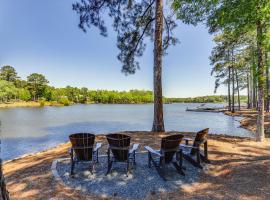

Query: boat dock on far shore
[[186, 104, 227, 113]]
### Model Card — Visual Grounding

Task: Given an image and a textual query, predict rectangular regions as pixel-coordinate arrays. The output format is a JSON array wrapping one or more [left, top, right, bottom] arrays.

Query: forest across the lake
[[0, 66, 244, 106]]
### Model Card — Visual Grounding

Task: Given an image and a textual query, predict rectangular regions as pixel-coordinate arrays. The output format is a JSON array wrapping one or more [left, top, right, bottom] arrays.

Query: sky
[[0, 0, 227, 98]]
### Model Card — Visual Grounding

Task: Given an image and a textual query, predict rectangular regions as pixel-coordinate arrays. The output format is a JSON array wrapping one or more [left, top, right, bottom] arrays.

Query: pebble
[[56, 154, 201, 200]]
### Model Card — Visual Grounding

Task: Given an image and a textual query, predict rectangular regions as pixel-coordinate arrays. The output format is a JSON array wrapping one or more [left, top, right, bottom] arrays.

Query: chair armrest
[[183, 138, 193, 145], [183, 138, 193, 141], [94, 142, 102, 152], [180, 144, 199, 149], [144, 146, 161, 157], [129, 143, 140, 154]]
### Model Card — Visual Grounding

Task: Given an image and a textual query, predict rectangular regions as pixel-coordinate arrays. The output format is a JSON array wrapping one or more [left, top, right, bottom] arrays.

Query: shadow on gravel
[[56, 154, 201, 200]]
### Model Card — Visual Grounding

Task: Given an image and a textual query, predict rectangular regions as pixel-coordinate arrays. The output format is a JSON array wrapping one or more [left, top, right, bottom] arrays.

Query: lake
[[0, 103, 252, 160]]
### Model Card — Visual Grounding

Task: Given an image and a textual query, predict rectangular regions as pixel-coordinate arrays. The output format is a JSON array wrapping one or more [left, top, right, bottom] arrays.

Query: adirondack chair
[[180, 128, 210, 169], [69, 133, 102, 175], [106, 133, 139, 175], [145, 134, 185, 181]]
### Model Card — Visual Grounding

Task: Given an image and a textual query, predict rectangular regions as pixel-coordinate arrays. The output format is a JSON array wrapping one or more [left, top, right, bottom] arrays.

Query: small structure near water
[[186, 104, 227, 113]]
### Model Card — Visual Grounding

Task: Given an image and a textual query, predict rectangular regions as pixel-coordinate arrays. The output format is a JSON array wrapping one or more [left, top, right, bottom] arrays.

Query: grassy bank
[[0, 101, 63, 108]]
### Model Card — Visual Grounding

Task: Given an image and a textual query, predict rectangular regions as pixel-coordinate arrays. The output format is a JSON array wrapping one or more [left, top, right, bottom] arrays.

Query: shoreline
[[0, 101, 63, 108], [3, 131, 254, 164], [0, 101, 226, 109], [223, 109, 270, 135], [3, 131, 270, 200]]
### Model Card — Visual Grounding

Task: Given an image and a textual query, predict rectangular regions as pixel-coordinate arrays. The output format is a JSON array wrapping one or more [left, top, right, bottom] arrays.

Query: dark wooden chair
[[180, 128, 210, 169], [106, 133, 139, 176], [144, 134, 185, 181], [69, 133, 102, 176]]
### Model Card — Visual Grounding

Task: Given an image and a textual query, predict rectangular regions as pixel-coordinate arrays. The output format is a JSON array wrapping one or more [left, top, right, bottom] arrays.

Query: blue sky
[[0, 0, 227, 97]]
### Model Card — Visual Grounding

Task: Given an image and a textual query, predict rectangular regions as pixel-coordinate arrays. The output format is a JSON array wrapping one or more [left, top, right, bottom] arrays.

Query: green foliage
[[0, 80, 17, 102], [17, 88, 31, 101], [0, 66, 19, 82], [38, 98, 46, 107], [73, 0, 178, 74], [87, 89, 153, 104], [27, 73, 49, 101], [58, 96, 70, 106], [0, 66, 249, 105], [167, 95, 247, 103]]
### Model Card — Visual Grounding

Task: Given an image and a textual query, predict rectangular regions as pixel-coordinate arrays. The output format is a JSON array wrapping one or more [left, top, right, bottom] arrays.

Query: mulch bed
[[3, 131, 270, 200]]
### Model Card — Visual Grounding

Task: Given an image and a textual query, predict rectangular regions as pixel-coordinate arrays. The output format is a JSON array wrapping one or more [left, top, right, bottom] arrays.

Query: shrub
[[58, 96, 70, 106], [39, 98, 46, 107]]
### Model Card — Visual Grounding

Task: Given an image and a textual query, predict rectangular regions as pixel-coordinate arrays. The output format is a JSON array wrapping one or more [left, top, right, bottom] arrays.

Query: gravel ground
[[56, 153, 201, 200]]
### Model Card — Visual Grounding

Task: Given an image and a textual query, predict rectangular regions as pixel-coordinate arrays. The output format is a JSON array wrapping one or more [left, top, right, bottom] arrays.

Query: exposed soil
[[3, 131, 270, 200]]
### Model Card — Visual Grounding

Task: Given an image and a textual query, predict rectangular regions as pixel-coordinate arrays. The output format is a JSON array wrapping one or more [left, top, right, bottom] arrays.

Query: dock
[[186, 107, 227, 113]]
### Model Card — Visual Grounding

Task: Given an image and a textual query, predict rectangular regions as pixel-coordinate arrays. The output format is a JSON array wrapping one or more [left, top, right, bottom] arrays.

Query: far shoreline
[[0, 101, 226, 109]]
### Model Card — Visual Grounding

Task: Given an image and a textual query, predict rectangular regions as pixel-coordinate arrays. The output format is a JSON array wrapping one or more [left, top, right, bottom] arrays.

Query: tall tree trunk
[[265, 51, 269, 112], [250, 64, 254, 109], [235, 69, 241, 111], [256, 21, 265, 142], [247, 73, 251, 109], [252, 53, 257, 109], [152, 0, 164, 132], [232, 67, 235, 113], [231, 49, 235, 113], [228, 67, 232, 111]]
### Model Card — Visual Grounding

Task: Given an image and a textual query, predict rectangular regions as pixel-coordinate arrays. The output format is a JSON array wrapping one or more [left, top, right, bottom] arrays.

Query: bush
[[58, 96, 70, 106], [39, 98, 46, 107], [18, 88, 31, 101]]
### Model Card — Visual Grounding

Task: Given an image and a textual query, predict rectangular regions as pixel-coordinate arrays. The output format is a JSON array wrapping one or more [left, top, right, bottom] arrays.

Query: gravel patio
[[54, 153, 202, 200]]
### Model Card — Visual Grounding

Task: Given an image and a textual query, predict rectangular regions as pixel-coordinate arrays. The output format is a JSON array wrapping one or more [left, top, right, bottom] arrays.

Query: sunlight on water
[[0, 103, 252, 160]]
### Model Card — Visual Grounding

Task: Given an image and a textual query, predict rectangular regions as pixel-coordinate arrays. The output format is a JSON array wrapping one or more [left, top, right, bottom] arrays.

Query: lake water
[[0, 103, 252, 160]]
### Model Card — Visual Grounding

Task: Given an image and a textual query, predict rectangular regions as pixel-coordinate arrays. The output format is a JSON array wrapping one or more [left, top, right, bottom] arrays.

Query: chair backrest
[[161, 134, 184, 163], [69, 133, 95, 161], [106, 133, 131, 162], [191, 128, 209, 155]]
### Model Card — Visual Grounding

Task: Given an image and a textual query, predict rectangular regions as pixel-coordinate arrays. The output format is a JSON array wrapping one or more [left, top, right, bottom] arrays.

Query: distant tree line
[[167, 95, 247, 103], [0, 66, 154, 105], [0, 66, 244, 105]]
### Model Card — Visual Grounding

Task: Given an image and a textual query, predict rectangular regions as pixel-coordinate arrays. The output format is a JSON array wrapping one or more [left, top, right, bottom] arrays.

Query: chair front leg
[[204, 141, 208, 160], [196, 148, 201, 164], [178, 150, 183, 169], [160, 155, 166, 178], [148, 152, 152, 168], [70, 148, 75, 176], [126, 160, 129, 176], [133, 151, 136, 165], [96, 149, 99, 163], [106, 148, 113, 175], [89, 161, 94, 175]]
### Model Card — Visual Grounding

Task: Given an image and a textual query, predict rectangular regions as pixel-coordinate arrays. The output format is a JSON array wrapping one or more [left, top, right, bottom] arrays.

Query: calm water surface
[[0, 103, 252, 160]]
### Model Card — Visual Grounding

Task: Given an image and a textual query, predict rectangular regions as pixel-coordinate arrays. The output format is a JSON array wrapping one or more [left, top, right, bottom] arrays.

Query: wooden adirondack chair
[[180, 128, 210, 169], [106, 133, 139, 175], [145, 134, 185, 181], [69, 133, 102, 175]]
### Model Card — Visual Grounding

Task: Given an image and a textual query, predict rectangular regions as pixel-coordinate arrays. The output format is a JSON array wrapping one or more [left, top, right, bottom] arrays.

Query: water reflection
[[0, 103, 252, 160]]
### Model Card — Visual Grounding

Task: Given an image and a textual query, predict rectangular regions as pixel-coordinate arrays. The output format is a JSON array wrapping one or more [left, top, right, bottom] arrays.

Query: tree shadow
[[3, 132, 270, 199]]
